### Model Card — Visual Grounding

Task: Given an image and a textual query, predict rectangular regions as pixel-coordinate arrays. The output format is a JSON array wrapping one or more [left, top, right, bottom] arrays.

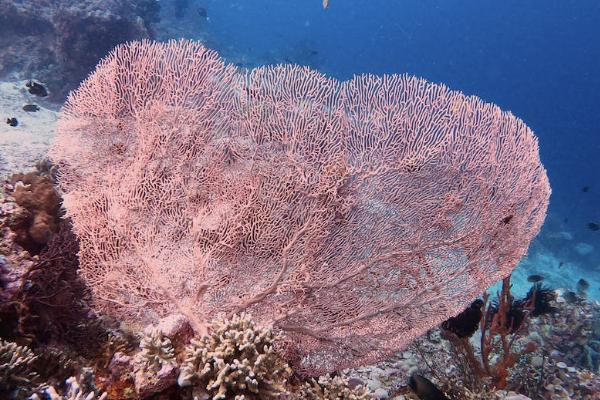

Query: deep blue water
[[164, 0, 600, 294]]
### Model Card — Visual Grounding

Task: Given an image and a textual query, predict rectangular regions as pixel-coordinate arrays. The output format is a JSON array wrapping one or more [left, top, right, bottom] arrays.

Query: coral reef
[[532, 290, 600, 373], [0, 0, 159, 100], [6, 170, 61, 254], [178, 313, 292, 399], [50, 39, 550, 375], [133, 328, 178, 397], [296, 374, 372, 399], [0, 339, 39, 398]]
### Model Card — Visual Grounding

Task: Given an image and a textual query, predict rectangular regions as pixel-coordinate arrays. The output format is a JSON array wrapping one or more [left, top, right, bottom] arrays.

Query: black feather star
[[441, 299, 484, 338]]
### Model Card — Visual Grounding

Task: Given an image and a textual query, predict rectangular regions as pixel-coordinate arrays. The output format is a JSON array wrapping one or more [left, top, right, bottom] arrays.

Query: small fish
[[26, 80, 48, 97], [22, 104, 40, 112], [563, 291, 578, 303], [408, 374, 450, 400], [582, 186, 590, 192], [577, 278, 590, 290], [587, 222, 599, 231], [323, 0, 330, 9], [577, 279, 590, 299], [6, 117, 18, 127], [197, 7, 208, 19], [558, 261, 564, 268], [527, 274, 544, 283]]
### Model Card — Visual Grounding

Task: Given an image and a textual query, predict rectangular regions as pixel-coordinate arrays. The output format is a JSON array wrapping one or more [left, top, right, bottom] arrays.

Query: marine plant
[[50, 39, 550, 375]]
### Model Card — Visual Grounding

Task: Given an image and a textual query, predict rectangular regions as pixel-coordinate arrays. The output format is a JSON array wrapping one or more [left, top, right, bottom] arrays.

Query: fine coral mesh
[[50, 39, 550, 375]]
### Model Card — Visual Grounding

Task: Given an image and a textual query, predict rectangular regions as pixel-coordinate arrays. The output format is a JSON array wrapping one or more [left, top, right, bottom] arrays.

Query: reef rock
[[0, 0, 159, 100]]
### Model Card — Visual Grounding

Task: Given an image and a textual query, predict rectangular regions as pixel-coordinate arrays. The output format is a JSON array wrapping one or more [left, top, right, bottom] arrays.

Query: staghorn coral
[[50, 39, 550, 375], [297, 374, 372, 400], [0, 339, 39, 397], [178, 313, 292, 399]]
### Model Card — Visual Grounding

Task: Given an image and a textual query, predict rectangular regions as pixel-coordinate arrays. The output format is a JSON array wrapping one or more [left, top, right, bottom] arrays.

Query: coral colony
[[1, 39, 598, 399]]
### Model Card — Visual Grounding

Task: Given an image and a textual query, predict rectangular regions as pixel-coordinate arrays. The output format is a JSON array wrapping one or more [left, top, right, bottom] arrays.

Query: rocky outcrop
[[0, 0, 160, 100]]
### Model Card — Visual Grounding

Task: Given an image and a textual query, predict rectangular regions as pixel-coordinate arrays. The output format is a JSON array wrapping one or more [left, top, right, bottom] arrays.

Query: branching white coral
[[297, 375, 372, 400], [0, 339, 39, 394], [136, 327, 176, 372], [178, 313, 292, 399], [35, 376, 108, 400]]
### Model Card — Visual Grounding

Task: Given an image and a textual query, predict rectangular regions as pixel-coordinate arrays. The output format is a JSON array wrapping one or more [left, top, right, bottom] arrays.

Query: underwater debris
[[6, 117, 18, 127], [408, 374, 449, 400], [587, 222, 599, 231], [22, 104, 40, 112], [26, 80, 48, 97], [178, 313, 291, 399], [526, 274, 544, 283], [441, 299, 484, 338], [577, 278, 591, 298], [298, 374, 372, 399]]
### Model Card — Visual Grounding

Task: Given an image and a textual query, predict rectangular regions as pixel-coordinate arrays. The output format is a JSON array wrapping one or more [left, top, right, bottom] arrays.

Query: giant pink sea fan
[[50, 39, 550, 375]]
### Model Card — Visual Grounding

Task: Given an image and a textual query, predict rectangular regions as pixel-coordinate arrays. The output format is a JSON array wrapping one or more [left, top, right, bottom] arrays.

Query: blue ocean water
[[171, 0, 600, 298]]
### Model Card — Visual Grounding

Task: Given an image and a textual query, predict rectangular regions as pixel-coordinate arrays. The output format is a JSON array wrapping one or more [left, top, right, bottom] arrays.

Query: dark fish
[[22, 104, 40, 112], [6, 117, 18, 127], [582, 186, 590, 192], [563, 290, 578, 303], [587, 222, 599, 231], [577, 278, 590, 291], [527, 274, 544, 283], [576, 279, 589, 299], [558, 261, 564, 268], [408, 374, 450, 400], [26, 80, 48, 97]]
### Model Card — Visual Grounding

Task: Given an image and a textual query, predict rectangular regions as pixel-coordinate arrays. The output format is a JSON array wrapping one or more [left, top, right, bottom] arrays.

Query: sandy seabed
[[0, 79, 58, 179]]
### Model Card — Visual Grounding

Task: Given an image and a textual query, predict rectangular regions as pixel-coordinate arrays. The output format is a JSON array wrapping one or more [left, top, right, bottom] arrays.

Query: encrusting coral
[[296, 374, 372, 400], [178, 313, 292, 399], [0, 339, 39, 397], [7, 170, 62, 255]]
